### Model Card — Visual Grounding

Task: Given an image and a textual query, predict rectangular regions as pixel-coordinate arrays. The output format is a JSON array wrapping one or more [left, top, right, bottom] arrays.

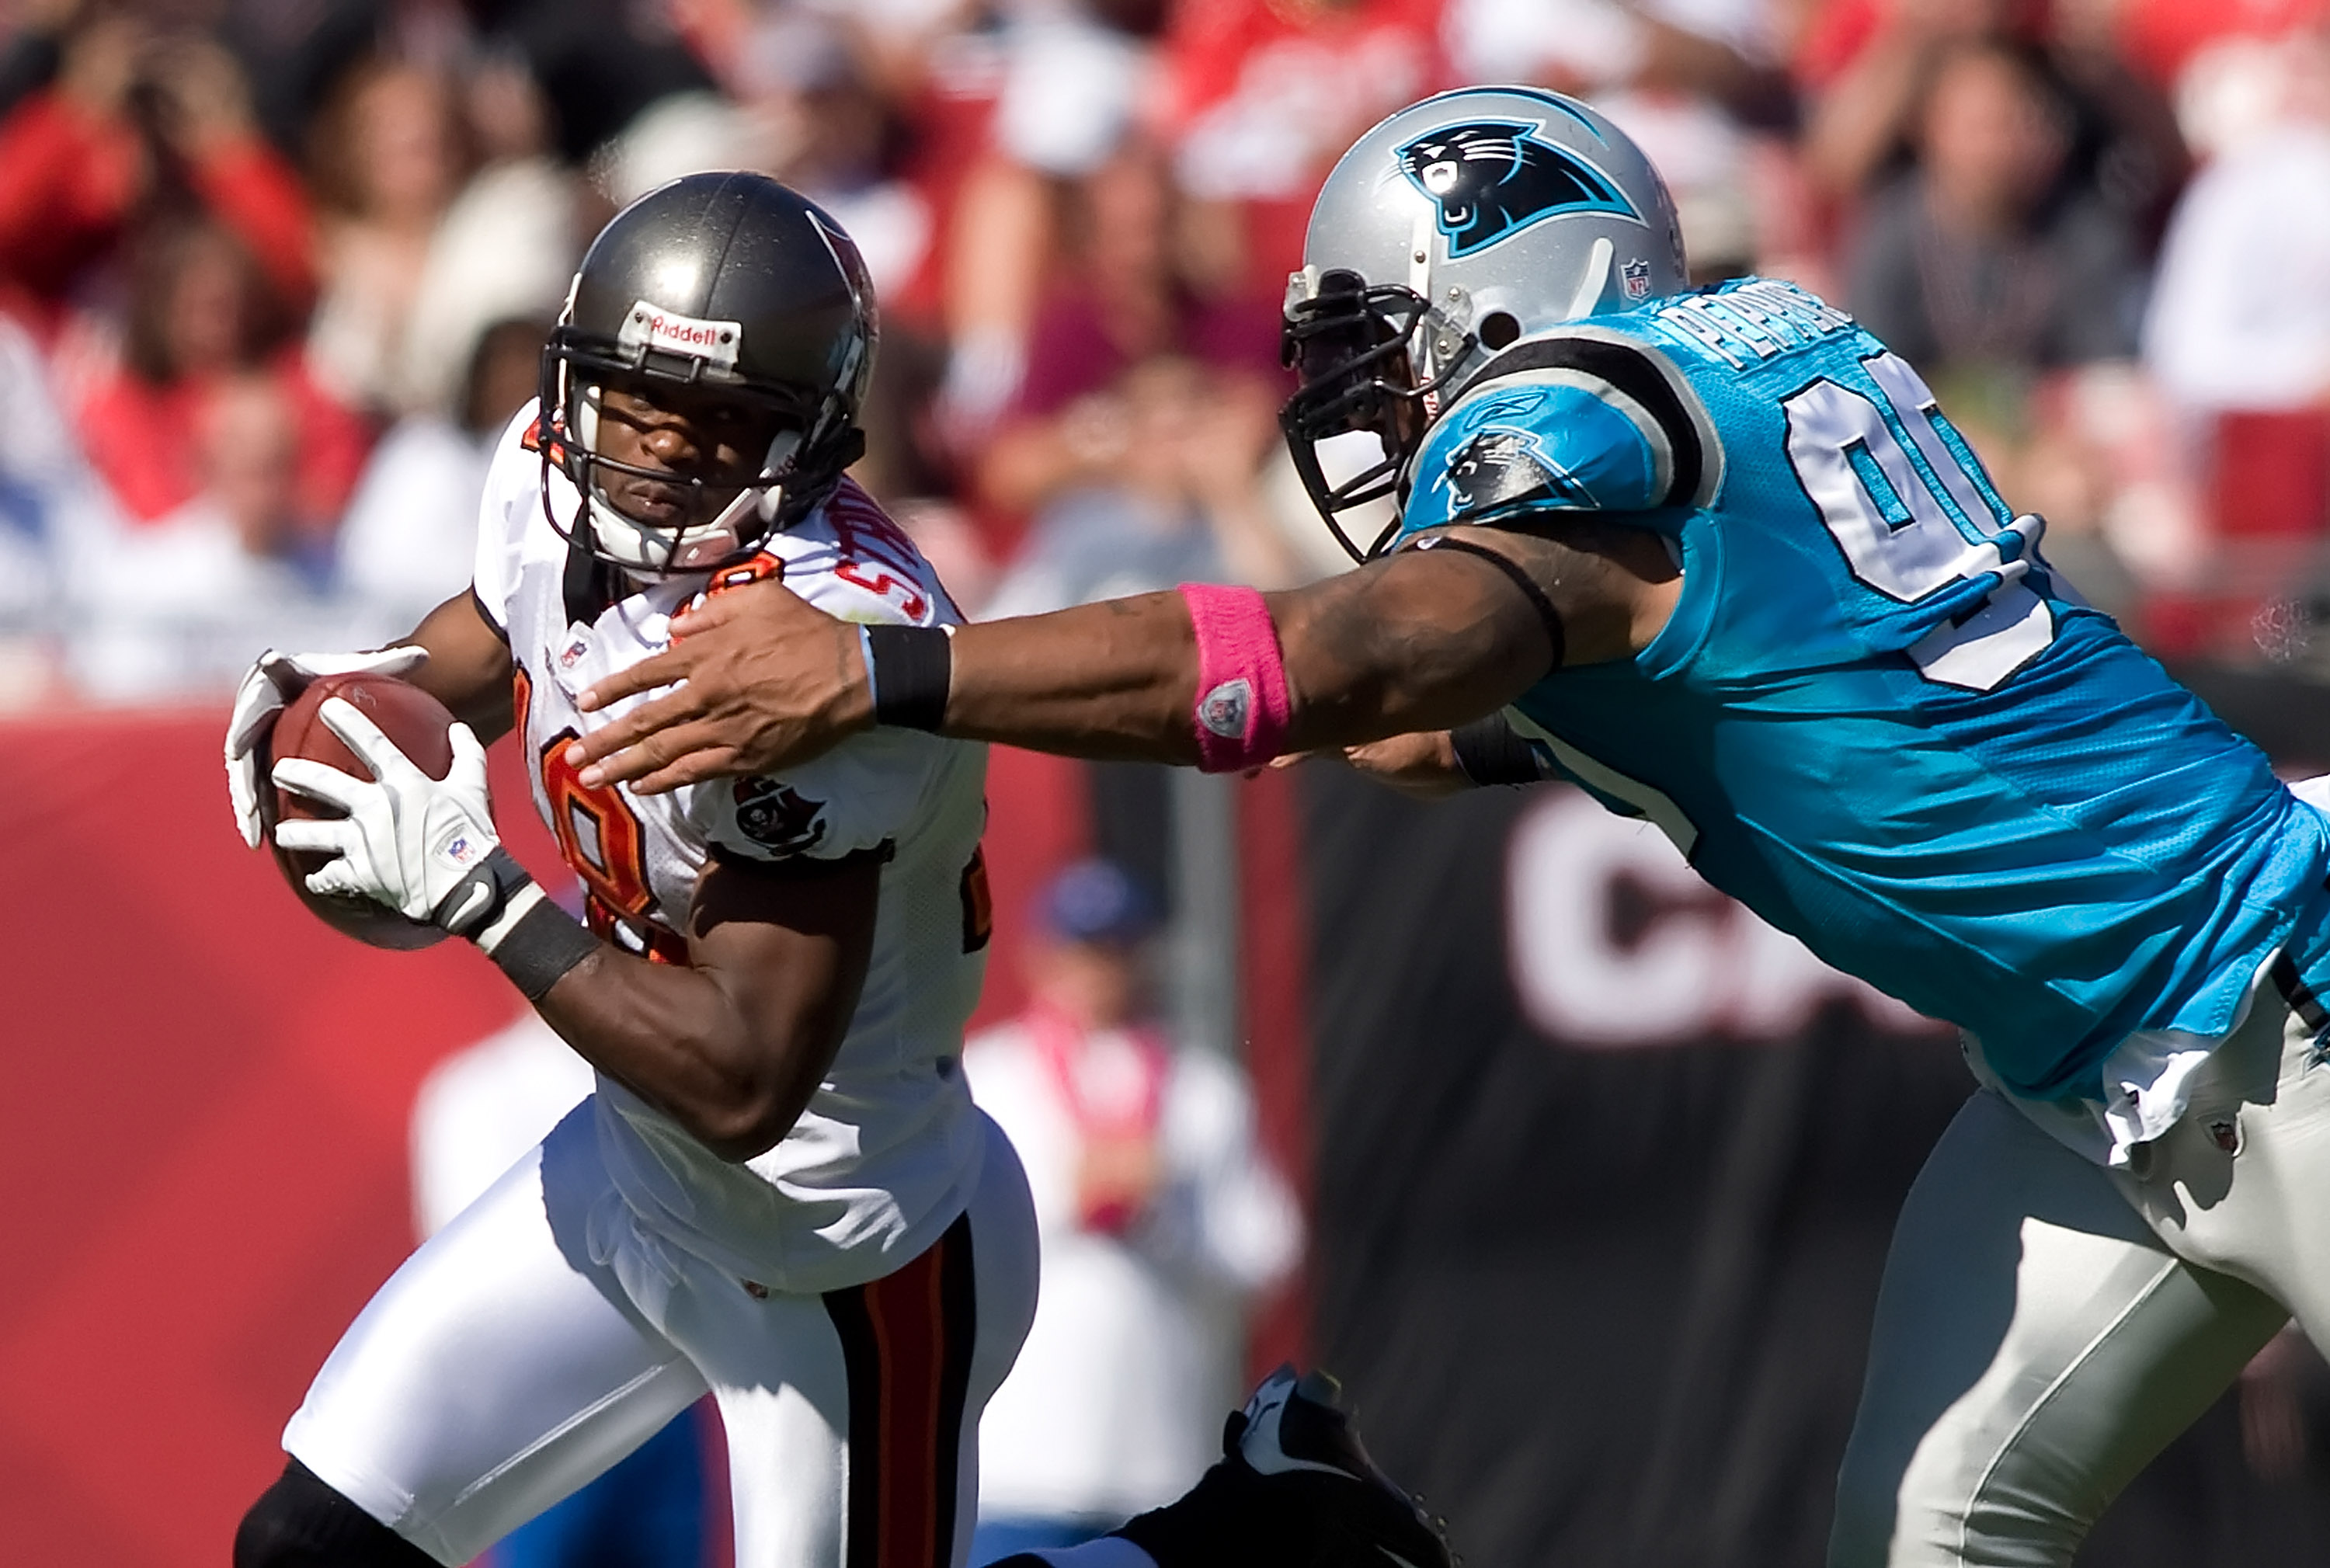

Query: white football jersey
[[471, 403, 993, 1295]]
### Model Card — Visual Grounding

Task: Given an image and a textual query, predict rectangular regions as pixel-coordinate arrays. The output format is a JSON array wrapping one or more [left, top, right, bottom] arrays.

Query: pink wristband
[[1178, 582, 1293, 773]]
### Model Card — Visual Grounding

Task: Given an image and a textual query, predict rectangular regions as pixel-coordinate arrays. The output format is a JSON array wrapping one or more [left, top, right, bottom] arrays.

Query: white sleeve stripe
[[1517, 367, 1676, 507], [1464, 329, 1724, 507]]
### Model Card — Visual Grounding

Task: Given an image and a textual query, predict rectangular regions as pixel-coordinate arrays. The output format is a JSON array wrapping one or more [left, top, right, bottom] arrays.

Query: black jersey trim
[[1451, 713, 1554, 787], [1456, 332, 1715, 509], [2274, 951, 2330, 1038], [707, 839, 896, 878], [562, 534, 621, 628], [469, 585, 511, 645]]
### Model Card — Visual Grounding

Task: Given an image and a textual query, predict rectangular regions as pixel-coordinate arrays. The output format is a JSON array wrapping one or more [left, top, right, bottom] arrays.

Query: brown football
[[261, 671, 457, 951]]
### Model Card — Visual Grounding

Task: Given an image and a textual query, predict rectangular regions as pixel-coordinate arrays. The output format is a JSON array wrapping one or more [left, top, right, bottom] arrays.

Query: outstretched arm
[[569, 517, 1681, 793]]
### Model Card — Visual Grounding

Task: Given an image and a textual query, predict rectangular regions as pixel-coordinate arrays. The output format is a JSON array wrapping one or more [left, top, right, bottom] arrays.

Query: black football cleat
[[1114, 1365, 1455, 1568]]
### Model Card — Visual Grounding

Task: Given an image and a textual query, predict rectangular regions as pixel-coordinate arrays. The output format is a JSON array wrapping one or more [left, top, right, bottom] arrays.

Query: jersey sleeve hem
[[708, 840, 897, 876], [469, 401, 544, 639], [470, 583, 510, 645]]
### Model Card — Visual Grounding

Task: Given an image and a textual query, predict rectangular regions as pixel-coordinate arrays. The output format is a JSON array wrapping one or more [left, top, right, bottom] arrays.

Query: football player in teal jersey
[[553, 88, 2330, 1568]]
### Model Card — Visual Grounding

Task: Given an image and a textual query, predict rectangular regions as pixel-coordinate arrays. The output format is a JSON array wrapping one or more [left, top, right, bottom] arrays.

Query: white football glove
[[271, 697, 512, 933], [225, 646, 429, 849]]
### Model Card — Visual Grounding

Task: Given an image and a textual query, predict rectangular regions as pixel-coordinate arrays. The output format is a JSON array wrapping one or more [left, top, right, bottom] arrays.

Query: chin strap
[[562, 525, 620, 626]]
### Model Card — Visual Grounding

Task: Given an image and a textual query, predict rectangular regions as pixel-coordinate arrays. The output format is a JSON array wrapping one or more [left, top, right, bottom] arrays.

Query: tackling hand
[[271, 698, 508, 933], [1268, 732, 1471, 798], [224, 646, 428, 847], [565, 578, 872, 794]]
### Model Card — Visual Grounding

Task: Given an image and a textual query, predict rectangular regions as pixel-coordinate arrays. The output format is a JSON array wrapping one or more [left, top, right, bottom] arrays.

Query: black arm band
[[432, 846, 536, 938], [1405, 534, 1567, 672], [486, 900, 601, 1001], [1450, 714, 1553, 787], [866, 624, 951, 731]]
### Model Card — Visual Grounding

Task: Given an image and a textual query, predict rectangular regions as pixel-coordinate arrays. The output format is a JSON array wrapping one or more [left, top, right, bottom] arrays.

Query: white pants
[[1831, 976, 2330, 1566], [283, 1101, 1039, 1568]]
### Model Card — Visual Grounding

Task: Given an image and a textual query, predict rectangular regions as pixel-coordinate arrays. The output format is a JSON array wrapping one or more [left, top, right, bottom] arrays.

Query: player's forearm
[[939, 556, 1553, 765], [564, 546, 1561, 793], [941, 593, 1205, 763], [528, 946, 841, 1163]]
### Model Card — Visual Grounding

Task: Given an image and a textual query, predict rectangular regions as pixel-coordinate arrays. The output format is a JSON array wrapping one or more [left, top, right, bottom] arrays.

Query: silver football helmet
[[1280, 86, 1688, 559]]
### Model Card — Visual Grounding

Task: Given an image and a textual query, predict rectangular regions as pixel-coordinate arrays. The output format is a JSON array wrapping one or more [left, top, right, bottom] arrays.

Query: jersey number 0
[[1783, 352, 2054, 693]]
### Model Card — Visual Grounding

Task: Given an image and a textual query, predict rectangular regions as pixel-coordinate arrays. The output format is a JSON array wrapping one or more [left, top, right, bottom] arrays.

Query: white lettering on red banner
[[1505, 791, 1935, 1048]]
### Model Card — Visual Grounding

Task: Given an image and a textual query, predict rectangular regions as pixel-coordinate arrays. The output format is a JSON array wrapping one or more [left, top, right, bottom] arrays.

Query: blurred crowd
[[2, 0, 2328, 704]]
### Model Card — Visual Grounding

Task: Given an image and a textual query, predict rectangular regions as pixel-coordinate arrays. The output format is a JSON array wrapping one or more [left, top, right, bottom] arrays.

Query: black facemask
[[1278, 269, 1474, 562]]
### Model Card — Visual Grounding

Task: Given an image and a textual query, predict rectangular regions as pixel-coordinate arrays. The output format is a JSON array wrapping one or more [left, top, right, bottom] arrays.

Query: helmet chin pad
[[569, 388, 805, 575]]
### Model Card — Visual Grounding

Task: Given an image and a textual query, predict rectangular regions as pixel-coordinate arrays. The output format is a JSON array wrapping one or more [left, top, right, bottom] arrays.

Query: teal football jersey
[[1394, 277, 2330, 1101]]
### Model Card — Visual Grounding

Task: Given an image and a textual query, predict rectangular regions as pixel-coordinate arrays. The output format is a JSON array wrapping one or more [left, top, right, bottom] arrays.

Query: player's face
[[591, 382, 794, 529]]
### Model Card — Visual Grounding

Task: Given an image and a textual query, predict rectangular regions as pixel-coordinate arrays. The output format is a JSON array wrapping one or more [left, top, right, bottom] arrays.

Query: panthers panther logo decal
[[1398, 121, 1637, 259], [1439, 427, 1569, 516]]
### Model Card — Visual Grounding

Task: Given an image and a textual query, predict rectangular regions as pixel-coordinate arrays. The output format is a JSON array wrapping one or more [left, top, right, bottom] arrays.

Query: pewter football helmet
[[541, 171, 876, 575], [1281, 87, 1688, 559]]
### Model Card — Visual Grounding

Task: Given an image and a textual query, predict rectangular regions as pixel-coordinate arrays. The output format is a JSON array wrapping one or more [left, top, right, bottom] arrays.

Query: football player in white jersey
[[218, 173, 1042, 1568]]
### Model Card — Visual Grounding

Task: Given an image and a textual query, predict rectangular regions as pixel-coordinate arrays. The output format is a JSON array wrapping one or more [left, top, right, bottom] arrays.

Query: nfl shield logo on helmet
[[1622, 258, 1653, 301]]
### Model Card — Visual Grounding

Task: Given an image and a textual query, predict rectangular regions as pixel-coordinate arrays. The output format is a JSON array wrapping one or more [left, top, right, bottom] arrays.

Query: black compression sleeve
[[1450, 714, 1553, 787], [236, 1460, 437, 1568]]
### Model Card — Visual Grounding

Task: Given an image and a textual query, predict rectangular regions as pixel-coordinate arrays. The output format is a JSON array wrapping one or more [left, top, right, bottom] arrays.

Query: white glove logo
[[271, 698, 503, 927]]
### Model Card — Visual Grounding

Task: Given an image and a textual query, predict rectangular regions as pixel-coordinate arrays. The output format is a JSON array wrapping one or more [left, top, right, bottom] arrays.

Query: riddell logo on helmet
[[618, 300, 744, 370]]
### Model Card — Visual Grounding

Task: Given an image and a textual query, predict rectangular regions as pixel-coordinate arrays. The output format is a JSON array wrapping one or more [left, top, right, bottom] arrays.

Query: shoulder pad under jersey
[[1403, 325, 1724, 534]]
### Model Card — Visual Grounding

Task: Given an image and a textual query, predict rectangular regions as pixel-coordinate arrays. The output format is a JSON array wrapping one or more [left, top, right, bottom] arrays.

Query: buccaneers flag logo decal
[[732, 778, 828, 856]]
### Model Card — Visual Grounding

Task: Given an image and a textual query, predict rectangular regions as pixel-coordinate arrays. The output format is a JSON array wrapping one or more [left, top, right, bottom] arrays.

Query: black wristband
[[487, 900, 601, 1000], [866, 624, 951, 731], [431, 846, 536, 937], [1450, 714, 1553, 787]]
